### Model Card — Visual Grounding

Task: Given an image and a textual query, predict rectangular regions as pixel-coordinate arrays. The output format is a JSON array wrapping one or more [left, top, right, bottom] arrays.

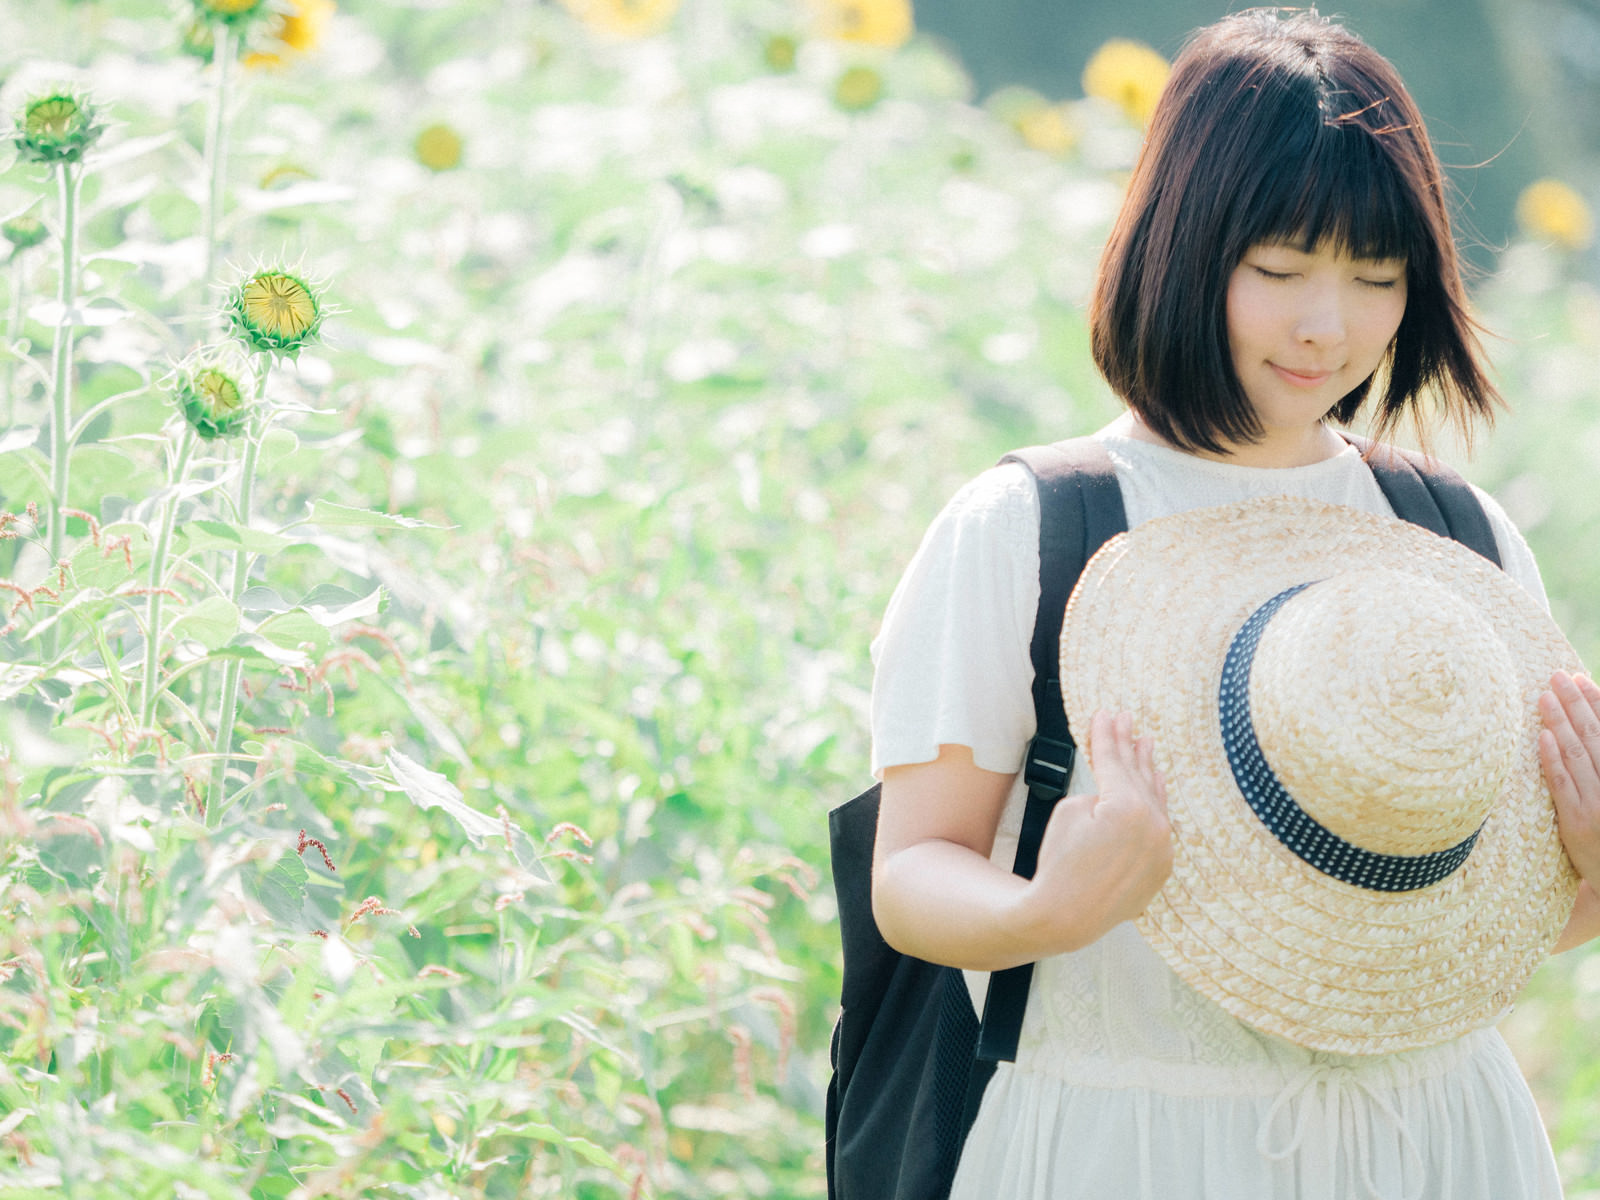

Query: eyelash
[[1251, 267, 1400, 290]]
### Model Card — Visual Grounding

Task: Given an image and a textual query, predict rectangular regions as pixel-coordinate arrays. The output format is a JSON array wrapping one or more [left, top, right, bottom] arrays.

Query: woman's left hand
[[1538, 670, 1600, 885]]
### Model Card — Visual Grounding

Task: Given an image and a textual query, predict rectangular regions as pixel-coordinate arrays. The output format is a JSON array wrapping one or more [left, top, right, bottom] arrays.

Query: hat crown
[[1248, 569, 1520, 857]]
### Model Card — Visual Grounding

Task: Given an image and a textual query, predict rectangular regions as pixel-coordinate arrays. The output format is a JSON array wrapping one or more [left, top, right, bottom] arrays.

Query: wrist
[[1004, 875, 1110, 960]]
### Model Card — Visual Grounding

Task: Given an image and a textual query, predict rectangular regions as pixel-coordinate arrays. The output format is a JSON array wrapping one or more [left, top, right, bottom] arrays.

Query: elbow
[[870, 859, 916, 956]]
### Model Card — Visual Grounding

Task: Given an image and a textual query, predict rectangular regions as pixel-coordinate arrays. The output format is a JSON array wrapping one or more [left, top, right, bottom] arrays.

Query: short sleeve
[[1472, 484, 1550, 612], [869, 463, 1041, 777]]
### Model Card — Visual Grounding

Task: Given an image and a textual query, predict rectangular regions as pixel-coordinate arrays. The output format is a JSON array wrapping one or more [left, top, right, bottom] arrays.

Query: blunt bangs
[[1236, 105, 1424, 269], [1089, 8, 1498, 454]]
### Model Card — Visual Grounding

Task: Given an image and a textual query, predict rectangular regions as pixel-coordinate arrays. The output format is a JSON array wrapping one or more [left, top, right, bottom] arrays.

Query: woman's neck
[[1109, 411, 1347, 468]]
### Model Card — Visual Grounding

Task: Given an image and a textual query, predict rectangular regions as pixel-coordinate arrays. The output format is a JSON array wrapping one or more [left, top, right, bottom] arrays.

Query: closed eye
[[1251, 266, 1294, 281], [1359, 277, 1402, 290]]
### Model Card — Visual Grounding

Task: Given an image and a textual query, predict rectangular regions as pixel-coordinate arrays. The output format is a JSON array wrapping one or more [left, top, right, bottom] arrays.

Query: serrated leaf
[[306, 500, 441, 530], [386, 750, 549, 880], [245, 854, 310, 927]]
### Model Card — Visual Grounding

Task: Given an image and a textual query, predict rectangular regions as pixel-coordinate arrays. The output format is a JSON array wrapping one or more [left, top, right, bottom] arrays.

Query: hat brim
[[1060, 495, 1581, 1055]]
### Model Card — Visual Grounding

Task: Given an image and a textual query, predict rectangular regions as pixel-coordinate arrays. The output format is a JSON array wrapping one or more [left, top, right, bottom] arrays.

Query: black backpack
[[824, 432, 1503, 1200]]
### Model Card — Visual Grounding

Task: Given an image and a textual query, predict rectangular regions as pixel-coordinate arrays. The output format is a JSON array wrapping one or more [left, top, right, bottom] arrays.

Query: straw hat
[[1060, 495, 1582, 1056]]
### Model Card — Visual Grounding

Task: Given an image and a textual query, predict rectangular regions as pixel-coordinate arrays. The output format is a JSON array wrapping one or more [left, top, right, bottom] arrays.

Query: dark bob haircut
[[1089, 8, 1499, 454]]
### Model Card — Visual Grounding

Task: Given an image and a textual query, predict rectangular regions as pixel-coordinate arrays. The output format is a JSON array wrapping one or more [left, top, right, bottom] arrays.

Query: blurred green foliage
[[0, 0, 1596, 1196]]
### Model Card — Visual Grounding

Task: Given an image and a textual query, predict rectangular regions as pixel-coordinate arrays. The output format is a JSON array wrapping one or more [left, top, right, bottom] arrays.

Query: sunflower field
[[0, 0, 1597, 1196]]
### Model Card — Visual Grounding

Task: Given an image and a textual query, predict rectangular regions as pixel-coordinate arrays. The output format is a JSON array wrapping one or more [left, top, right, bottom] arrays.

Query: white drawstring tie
[[1256, 1061, 1428, 1200]]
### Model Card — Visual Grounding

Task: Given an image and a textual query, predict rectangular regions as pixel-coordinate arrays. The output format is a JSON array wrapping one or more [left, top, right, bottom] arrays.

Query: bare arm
[[871, 711, 1172, 972], [1538, 671, 1600, 953]]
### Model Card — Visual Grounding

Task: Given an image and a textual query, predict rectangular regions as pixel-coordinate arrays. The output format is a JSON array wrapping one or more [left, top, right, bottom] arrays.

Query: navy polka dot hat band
[[1061, 496, 1583, 1055], [1220, 582, 1482, 893]]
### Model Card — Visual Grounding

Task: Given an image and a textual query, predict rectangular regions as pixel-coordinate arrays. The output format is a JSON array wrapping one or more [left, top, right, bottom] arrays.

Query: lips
[[1270, 363, 1336, 386]]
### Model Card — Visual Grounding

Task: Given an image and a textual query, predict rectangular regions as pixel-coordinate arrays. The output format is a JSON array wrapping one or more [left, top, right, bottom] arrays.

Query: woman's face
[[1225, 240, 1408, 436]]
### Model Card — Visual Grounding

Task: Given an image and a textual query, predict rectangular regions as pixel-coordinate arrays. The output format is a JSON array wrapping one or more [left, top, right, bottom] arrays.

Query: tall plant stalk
[[208, 383, 268, 824], [140, 426, 198, 729], [44, 163, 82, 659], [201, 22, 235, 301]]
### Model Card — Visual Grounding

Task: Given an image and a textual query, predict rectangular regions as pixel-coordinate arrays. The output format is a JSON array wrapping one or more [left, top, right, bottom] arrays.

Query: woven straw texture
[[1060, 495, 1582, 1055]]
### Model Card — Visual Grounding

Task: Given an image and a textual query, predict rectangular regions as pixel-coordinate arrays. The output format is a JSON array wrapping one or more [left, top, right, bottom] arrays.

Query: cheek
[[1224, 275, 1270, 352], [1360, 291, 1408, 352]]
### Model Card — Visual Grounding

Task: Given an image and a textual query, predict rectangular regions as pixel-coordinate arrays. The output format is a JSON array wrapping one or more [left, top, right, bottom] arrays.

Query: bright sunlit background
[[0, 1, 1597, 1195]]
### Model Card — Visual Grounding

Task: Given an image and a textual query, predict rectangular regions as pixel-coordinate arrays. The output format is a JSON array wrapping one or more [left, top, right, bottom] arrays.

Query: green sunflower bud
[[1, 216, 48, 255], [226, 268, 325, 358], [175, 362, 251, 440], [190, 0, 273, 27], [15, 93, 105, 166]]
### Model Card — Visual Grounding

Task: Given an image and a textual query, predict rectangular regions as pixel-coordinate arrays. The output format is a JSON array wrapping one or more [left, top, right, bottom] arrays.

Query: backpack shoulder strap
[[975, 436, 1127, 1063], [1340, 432, 1502, 568]]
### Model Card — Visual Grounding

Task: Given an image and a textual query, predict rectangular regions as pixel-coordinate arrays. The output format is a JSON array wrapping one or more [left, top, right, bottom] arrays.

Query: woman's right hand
[[1013, 711, 1173, 953]]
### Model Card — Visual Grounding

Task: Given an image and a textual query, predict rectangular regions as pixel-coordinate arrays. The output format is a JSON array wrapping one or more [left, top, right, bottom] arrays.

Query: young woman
[[868, 9, 1600, 1197]]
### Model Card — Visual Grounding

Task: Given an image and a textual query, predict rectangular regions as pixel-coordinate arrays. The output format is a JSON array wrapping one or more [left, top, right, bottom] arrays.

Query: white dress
[[869, 431, 1565, 1200]]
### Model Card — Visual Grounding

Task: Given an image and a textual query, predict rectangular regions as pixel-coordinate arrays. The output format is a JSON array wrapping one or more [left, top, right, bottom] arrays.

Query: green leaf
[[259, 427, 300, 473], [306, 500, 442, 530], [169, 596, 241, 650], [245, 853, 310, 927], [179, 519, 294, 556], [303, 584, 385, 627], [521, 1123, 622, 1172], [203, 637, 309, 669], [386, 750, 549, 881], [257, 609, 333, 655]]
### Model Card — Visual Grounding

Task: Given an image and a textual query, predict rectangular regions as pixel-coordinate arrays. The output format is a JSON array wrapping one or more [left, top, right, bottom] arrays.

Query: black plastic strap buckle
[[1022, 735, 1075, 799]]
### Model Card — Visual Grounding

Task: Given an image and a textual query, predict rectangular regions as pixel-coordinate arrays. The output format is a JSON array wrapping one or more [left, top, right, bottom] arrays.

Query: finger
[[1576, 673, 1600, 705], [1549, 671, 1600, 730], [1540, 728, 1577, 803], [1136, 735, 1171, 812], [1540, 688, 1600, 799], [1572, 673, 1600, 728], [1089, 711, 1124, 770], [1114, 710, 1135, 764]]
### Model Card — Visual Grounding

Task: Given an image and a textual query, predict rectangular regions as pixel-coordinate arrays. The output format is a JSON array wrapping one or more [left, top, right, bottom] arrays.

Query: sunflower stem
[[201, 22, 235, 308], [207, 369, 270, 826], [44, 163, 81, 660], [2, 252, 26, 429], [140, 426, 198, 730]]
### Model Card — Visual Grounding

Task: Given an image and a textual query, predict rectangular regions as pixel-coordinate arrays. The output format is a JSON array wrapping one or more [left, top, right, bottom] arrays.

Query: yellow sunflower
[[244, 0, 336, 67], [1516, 178, 1594, 252], [834, 65, 885, 113], [1082, 37, 1170, 126], [812, 0, 914, 48], [414, 124, 464, 172], [557, 0, 680, 38]]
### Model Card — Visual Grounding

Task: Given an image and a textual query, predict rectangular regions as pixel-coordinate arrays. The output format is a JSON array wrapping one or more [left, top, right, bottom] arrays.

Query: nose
[[1293, 281, 1347, 347]]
